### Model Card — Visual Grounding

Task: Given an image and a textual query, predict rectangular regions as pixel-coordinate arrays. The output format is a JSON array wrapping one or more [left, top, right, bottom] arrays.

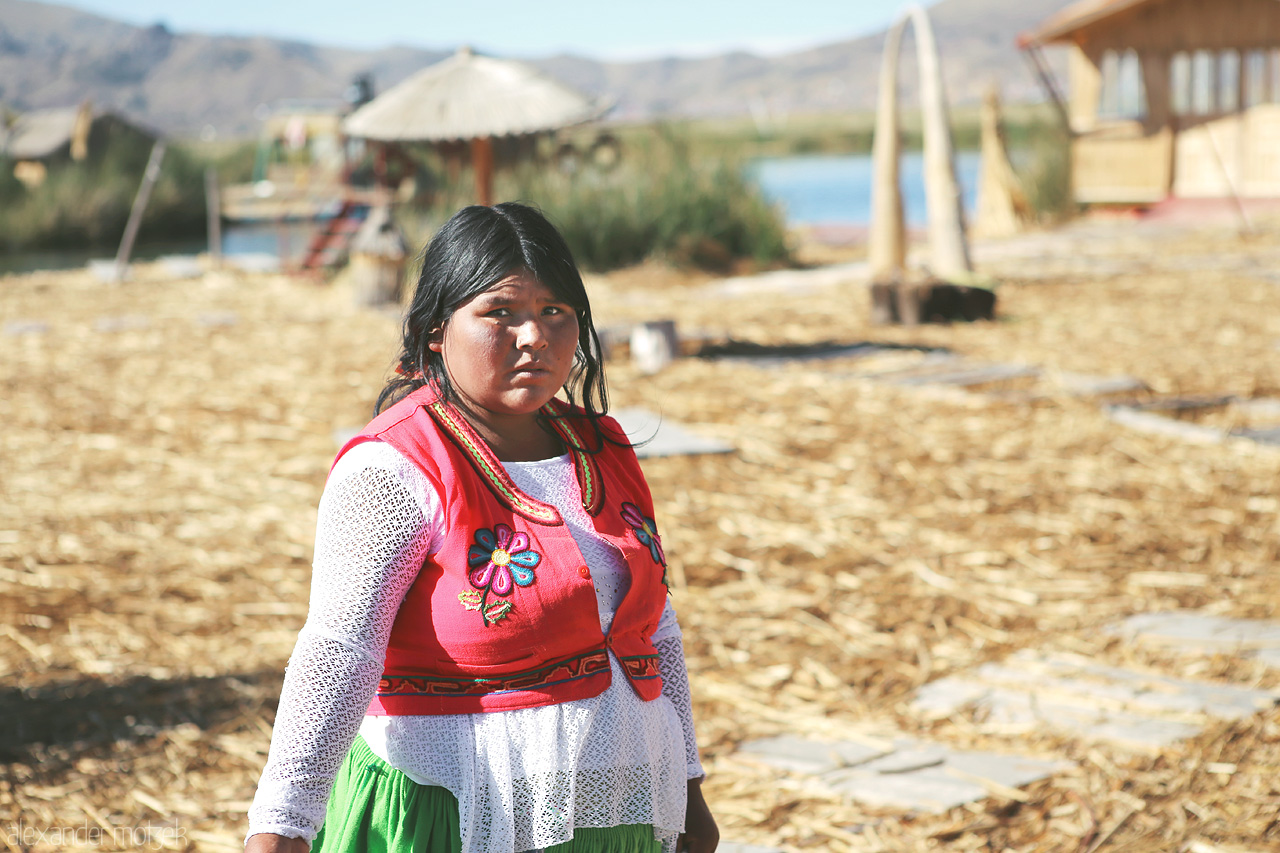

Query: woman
[[245, 203, 718, 853]]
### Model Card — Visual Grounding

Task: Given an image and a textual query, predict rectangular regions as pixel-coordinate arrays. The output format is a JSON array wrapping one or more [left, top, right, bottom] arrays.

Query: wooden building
[[1021, 0, 1280, 204]]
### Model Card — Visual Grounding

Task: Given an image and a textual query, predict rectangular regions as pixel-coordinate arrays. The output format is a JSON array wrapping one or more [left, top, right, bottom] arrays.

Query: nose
[[515, 316, 549, 350]]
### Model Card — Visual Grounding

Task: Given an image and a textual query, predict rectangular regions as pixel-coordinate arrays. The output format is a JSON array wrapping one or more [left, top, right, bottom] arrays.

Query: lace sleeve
[[246, 449, 438, 842], [655, 633, 705, 781]]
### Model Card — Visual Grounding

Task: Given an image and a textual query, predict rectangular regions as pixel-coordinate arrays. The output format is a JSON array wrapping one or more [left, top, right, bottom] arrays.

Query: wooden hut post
[[472, 136, 494, 206], [1140, 50, 1177, 197], [1069, 47, 1103, 130]]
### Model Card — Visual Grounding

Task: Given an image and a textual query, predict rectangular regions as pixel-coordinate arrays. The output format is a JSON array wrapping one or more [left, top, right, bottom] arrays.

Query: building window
[[1191, 49, 1215, 114], [1099, 50, 1120, 116], [1118, 50, 1147, 118], [1172, 51, 1192, 114], [1218, 50, 1240, 112], [1273, 48, 1280, 103], [1245, 49, 1268, 107], [1099, 49, 1147, 119]]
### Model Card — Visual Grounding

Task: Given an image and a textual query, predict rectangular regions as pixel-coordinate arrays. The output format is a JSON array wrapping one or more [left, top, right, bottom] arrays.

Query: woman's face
[[430, 268, 580, 421]]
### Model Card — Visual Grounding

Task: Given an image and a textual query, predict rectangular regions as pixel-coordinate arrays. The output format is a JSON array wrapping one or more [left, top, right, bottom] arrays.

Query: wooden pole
[[113, 140, 166, 283], [1203, 124, 1254, 234], [472, 136, 494, 206], [868, 17, 907, 282], [1020, 42, 1073, 133], [204, 166, 223, 269]]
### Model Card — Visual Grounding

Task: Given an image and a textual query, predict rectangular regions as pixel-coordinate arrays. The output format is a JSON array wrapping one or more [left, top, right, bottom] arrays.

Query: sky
[[55, 0, 939, 60]]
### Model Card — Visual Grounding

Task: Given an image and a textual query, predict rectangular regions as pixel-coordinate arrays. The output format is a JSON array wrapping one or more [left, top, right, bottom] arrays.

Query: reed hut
[[1020, 0, 1280, 204], [1, 102, 156, 188], [341, 46, 606, 205]]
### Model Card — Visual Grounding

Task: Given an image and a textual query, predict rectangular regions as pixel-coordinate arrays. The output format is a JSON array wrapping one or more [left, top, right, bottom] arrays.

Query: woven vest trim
[[378, 648, 612, 698], [426, 398, 605, 524], [620, 654, 661, 680]]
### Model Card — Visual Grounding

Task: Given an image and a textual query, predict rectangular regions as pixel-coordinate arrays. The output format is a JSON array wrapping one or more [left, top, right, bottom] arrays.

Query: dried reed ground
[[1, 221, 1278, 851]]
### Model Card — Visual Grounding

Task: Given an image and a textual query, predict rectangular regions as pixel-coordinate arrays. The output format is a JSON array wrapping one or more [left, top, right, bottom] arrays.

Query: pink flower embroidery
[[462, 524, 540, 625], [621, 502, 666, 567]]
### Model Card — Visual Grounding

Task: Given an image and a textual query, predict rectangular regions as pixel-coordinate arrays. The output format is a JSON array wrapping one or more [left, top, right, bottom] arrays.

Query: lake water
[[747, 150, 983, 227], [0, 220, 317, 276], [2, 152, 983, 273]]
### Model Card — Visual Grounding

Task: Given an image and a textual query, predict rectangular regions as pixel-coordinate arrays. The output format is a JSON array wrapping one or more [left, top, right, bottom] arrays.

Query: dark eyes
[[483, 305, 570, 318]]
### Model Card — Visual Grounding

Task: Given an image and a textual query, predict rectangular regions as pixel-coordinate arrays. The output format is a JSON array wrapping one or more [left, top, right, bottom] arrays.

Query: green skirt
[[314, 736, 662, 853]]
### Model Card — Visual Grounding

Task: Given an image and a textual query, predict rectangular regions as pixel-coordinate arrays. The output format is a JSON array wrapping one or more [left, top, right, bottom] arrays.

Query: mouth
[[511, 363, 550, 377]]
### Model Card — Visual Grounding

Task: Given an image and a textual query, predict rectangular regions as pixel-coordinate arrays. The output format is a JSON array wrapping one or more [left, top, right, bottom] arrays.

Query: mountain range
[[0, 0, 1070, 138]]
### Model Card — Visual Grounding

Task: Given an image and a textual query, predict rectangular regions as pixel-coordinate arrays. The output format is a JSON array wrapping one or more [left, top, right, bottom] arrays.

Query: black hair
[[376, 202, 613, 445]]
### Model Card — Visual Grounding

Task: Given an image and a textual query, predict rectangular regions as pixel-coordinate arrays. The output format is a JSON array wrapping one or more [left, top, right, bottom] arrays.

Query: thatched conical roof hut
[[342, 46, 607, 204]]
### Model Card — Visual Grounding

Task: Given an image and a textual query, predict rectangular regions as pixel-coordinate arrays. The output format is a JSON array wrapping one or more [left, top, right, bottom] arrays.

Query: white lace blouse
[[246, 441, 704, 853]]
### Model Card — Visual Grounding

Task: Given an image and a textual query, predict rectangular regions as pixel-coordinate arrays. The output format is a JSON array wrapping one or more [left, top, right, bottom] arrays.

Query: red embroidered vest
[[333, 386, 670, 715]]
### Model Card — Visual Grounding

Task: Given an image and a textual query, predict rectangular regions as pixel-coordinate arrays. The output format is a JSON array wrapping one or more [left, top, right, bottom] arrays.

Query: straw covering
[[341, 47, 604, 142]]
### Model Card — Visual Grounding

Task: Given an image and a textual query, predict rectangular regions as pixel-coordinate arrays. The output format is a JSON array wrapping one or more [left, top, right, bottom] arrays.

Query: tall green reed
[[0, 136, 218, 253], [401, 130, 791, 272]]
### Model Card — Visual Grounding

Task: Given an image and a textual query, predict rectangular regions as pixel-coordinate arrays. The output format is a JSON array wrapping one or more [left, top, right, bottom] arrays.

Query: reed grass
[[1009, 119, 1076, 223], [403, 130, 792, 272], [0, 137, 252, 253]]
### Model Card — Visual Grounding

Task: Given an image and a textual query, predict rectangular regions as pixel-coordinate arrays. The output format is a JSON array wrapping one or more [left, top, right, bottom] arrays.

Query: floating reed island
[[2, 216, 1279, 851]]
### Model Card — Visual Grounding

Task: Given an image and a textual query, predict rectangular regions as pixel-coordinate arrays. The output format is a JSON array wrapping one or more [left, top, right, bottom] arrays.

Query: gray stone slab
[[1045, 371, 1147, 397], [1104, 396, 1280, 448], [1104, 405, 1226, 444], [1112, 612, 1280, 657], [855, 351, 962, 379], [824, 764, 989, 813], [611, 408, 734, 458], [1233, 426, 1280, 446], [93, 314, 151, 332], [737, 734, 887, 775], [3, 320, 49, 336], [717, 844, 785, 853], [705, 341, 893, 368], [885, 362, 1041, 388], [974, 655, 1274, 719], [826, 738, 1067, 814], [912, 650, 1279, 750], [738, 734, 1067, 814], [915, 679, 1204, 750], [859, 745, 947, 774], [196, 310, 240, 328]]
